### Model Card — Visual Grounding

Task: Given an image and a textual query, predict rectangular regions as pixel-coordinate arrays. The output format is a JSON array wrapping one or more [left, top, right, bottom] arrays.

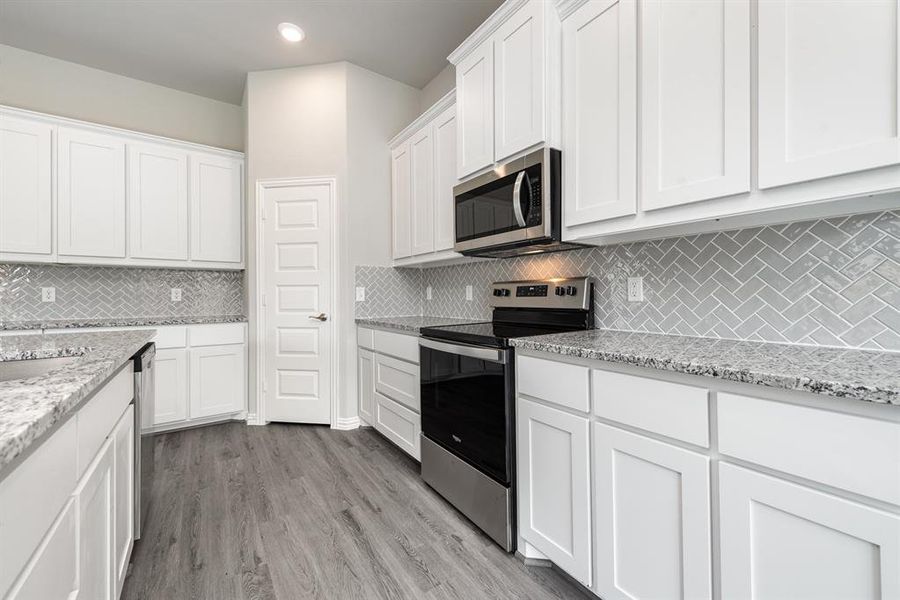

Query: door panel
[[76, 439, 115, 600], [457, 42, 494, 178], [189, 344, 245, 419], [358, 349, 375, 425], [128, 142, 189, 261], [6, 499, 78, 600], [433, 106, 457, 252], [391, 143, 412, 259], [113, 405, 134, 594], [190, 153, 242, 264], [0, 116, 52, 257], [153, 348, 188, 426], [410, 127, 435, 255]]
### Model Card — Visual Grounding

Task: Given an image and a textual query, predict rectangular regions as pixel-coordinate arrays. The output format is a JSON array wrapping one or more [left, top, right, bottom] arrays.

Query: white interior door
[[261, 179, 334, 424]]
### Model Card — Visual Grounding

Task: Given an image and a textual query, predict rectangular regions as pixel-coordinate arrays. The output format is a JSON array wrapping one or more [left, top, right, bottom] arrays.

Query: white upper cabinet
[[190, 152, 243, 265], [639, 0, 750, 210], [433, 105, 457, 252], [758, 0, 900, 188], [456, 42, 495, 178], [562, 0, 637, 226], [494, 0, 545, 162], [410, 127, 435, 256], [391, 142, 412, 259], [57, 127, 127, 259], [128, 142, 189, 261], [0, 116, 52, 258]]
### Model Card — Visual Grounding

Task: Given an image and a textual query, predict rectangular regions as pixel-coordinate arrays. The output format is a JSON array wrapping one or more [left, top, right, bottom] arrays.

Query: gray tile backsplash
[[0, 264, 245, 322], [355, 210, 900, 350]]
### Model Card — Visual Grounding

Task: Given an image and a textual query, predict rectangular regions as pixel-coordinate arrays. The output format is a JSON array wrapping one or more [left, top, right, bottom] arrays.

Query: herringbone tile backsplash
[[0, 264, 245, 321], [356, 210, 900, 351]]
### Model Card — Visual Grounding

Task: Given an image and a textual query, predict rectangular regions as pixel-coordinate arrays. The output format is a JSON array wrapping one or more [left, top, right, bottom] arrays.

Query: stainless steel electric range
[[418, 277, 594, 551]]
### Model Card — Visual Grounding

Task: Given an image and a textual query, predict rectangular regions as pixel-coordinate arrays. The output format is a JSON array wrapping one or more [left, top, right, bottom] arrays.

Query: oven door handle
[[419, 338, 507, 364]]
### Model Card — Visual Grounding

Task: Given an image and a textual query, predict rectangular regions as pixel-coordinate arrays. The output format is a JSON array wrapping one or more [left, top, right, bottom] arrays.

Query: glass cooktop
[[420, 321, 587, 348]]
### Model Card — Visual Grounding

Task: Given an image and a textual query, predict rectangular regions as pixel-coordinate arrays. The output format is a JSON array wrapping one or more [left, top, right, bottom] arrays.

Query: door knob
[[308, 313, 328, 322]]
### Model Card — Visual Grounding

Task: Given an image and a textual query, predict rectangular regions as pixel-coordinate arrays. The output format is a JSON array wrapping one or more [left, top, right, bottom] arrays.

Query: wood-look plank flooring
[[122, 423, 591, 600]]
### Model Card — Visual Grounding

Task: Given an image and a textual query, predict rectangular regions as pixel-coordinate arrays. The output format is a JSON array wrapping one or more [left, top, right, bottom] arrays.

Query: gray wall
[[418, 64, 454, 114]]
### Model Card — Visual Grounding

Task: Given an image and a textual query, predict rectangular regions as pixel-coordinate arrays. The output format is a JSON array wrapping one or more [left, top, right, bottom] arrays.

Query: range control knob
[[501, 288, 511, 297], [555, 286, 566, 296], [492, 289, 502, 297], [566, 286, 577, 296]]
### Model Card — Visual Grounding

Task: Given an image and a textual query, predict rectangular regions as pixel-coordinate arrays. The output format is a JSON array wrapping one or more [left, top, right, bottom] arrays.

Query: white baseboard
[[332, 416, 361, 430], [246, 413, 267, 426]]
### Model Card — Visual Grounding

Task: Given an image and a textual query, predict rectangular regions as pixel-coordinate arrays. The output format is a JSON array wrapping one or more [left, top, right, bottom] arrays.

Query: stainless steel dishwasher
[[133, 342, 156, 542]]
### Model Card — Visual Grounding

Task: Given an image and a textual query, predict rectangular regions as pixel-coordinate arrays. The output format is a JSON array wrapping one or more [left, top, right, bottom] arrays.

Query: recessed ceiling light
[[277, 22, 305, 43]]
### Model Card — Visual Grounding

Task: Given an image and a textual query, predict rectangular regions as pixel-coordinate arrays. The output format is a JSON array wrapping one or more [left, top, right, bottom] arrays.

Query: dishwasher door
[[133, 342, 156, 542]]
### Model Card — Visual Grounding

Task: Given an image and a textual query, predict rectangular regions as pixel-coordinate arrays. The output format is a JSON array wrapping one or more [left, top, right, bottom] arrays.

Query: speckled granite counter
[[511, 330, 900, 405], [356, 316, 479, 334], [0, 329, 155, 473], [0, 314, 247, 332]]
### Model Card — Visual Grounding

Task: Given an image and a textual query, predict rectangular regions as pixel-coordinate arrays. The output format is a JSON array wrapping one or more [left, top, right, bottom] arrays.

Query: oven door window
[[455, 164, 542, 243], [420, 345, 510, 484]]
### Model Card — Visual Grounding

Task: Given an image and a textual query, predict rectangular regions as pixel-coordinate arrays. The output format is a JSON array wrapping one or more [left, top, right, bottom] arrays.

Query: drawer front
[[76, 365, 134, 477], [592, 370, 710, 447], [189, 323, 245, 347], [373, 329, 420, 363], [151, 326, 187, 349], [0, 418, 77, 598], [374, 353, 420, 412], [374, 392, 421, 460], [357, 327, 375, 350], [518, 355, 590, 412], [718, 392, 900, 505]]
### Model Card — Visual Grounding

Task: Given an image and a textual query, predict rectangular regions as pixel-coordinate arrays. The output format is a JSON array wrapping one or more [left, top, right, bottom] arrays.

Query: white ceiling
[[0, 0, 502, 105]]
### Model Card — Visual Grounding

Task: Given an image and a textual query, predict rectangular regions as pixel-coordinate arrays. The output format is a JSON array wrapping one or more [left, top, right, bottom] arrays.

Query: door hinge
[[261, 293, 267, 308], [260, 203, 267, 220]]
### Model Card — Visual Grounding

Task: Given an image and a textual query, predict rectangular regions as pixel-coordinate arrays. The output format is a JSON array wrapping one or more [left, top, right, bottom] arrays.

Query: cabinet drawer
[[373, 329, 419, 363], [374, 392, 421, 460], [189, 323, 245, 347], [77, 365, 133, 477], [518, 355, 590, 412], [151, 326, 187, 349], [357, 327, 375, 350], [374, 353, 420, 412], [0, 418, 77, 598], [718, 393, 900, 505], [592, 370, 709, 447]]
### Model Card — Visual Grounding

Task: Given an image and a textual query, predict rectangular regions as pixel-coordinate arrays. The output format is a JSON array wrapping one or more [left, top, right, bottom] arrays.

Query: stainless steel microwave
[[453, 147, 584, 258]]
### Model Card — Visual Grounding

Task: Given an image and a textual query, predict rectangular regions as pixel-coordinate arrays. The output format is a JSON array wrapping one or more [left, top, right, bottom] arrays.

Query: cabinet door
[[758, 0, 900, 188], [57, 127, 126, 258], [5, 499, 78, 600], [189, 344, 246, 419], [391, 142, 412, 259], [562, 0, 637, 226], [593, 423, 711, 600], [640, 0, 750, 210], [113, 405, 134, 594], [432, 105, 457, 252], [517, 397, 591, 585], [720, 462, 900, 600], [456, 42, 494, 178], [0, 116, 52, 257], [128, 142, 189, 261], [358, 348, 375, 425], [410, 127, 435, 256], [190, 153, 242, 264], [494, 0, 544, 162], [75, 439, 115, 600], [153, 348, 189, 426]]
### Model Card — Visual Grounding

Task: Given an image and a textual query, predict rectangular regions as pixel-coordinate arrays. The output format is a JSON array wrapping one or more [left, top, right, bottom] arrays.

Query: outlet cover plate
[[355, 287, 366, 302], [170, 288, 183, 302], [465, 285, 473, 301], [41, 287, 56, 303], [426, 285, 433, 301], [627, 277, 644, 302]]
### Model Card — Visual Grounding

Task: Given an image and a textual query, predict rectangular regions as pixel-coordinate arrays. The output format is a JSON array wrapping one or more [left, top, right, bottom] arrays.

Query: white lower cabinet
[[593, 423, 711, 600], [189, 344, 246, 419], [113, 405, 135, 595], [5, 498, 78, 600], [76, 438, 116, 600], [358, 348, 375, 425], [517, 397, 592, 586], [153, 348, 189, 426], [719, 462, 900, 600], [374, 392, 421, 460]]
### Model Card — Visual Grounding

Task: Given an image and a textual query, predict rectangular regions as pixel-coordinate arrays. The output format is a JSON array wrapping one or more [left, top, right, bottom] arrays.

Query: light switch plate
[[170, 288, 182, 302], [355, 287, 366, 302], [41, 287, 56, 303], [465, 285, 473, 301], [627, 277, 644, 302], [426, 285, 433, 301]]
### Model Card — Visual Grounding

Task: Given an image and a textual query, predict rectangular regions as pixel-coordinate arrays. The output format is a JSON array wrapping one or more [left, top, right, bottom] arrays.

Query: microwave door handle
[[512, 171, 528, 228]]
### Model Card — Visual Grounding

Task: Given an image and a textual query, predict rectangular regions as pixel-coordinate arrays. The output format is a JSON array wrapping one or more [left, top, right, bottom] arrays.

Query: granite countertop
[[0, 314, 248, 331], [355, 316, 480, 333], [511, 329, 900, 405], [0, 329, 155, 474]]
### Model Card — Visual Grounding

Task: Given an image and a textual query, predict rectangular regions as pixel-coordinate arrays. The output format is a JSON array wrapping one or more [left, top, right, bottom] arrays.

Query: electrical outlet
[[426, 285, 433, 301], [465, 285, 473, 301], [627, 277, 644, 302], [41, 287, 56, 303], [170, 288, 182, 302], [355, 287, 366, 302]]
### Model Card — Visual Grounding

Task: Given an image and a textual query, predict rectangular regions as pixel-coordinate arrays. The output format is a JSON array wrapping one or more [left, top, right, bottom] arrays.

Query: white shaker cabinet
[[456, 42, 494, 178], [128, 143, 189, 261], [112, 405, 134, 596], [57, 127, 127, 259], [190, 152, 243, 265], [410, 127, 435, 256], [75, 438, 116, 600], [562, 0, 637, 226], [593, 423, 711, 600], [189, 343, 246, 419], [639, 0, 750, 210], [719, 462, 900, 600], [517, 397, 592, 586], [152, 348, 189, 426], [358, 348, 375, 425], [432, 105, 457, 252], [5, 499, 78, 600], [391, 142, 412, 259], [0, 116, 52, 259], [758, 0, 900, 188]]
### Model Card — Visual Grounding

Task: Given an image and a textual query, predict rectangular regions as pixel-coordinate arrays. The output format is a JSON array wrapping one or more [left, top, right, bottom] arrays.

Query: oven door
[[419, 338, 513, 485]]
